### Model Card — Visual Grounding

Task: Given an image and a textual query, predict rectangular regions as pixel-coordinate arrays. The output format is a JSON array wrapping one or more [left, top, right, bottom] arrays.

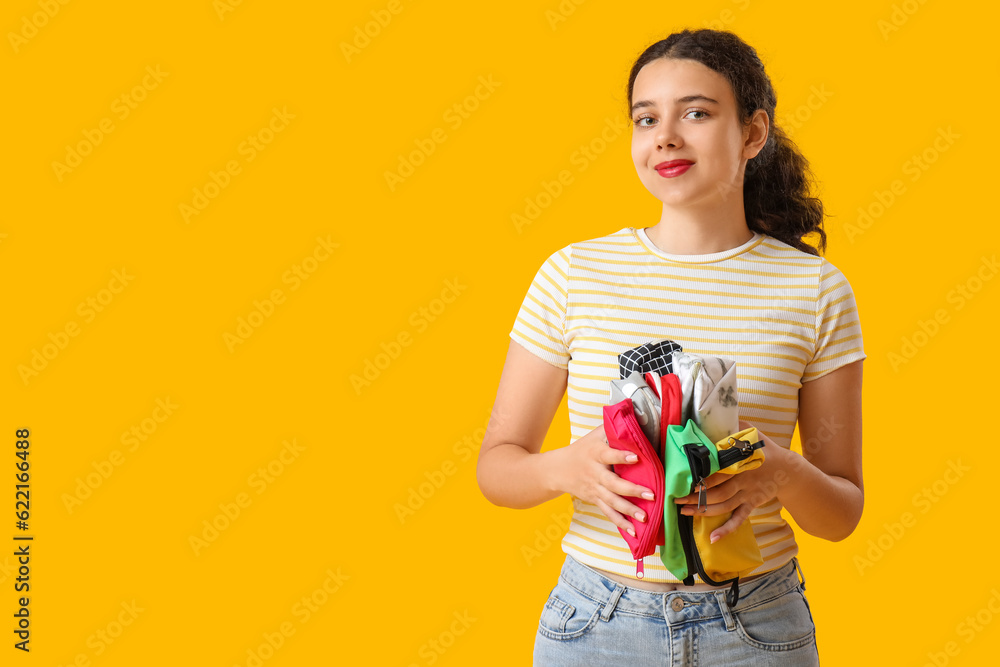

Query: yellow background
[[2, 0, 998, 664]]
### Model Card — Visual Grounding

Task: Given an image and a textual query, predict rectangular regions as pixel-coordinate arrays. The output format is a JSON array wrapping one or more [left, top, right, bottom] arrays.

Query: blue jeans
[[533, 554, 819, 666]]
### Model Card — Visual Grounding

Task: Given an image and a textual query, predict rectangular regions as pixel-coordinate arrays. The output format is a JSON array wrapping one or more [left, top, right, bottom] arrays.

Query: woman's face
[[630, 57, 763, 208]]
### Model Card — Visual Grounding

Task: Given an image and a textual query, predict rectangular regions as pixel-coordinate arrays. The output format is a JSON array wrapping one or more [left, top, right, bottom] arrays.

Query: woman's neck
[[645, 206, 754, 255]]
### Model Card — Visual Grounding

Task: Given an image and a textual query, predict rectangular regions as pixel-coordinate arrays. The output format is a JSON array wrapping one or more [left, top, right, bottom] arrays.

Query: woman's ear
[[743, 109, 769, 159]]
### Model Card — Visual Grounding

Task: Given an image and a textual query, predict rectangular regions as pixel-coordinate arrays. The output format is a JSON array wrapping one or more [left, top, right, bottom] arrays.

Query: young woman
[[477, 28, 864, 665]]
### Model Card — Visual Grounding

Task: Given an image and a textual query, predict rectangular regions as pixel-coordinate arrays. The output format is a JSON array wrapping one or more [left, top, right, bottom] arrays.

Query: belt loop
[[716, 590, 736, 631], [793, 557, 806, 591], [600, 584, 625, 622]]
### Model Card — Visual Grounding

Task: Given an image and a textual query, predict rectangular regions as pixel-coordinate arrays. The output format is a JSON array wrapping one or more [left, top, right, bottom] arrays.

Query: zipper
[[676, 506, 696, 586], [676, 443, 712, 585], [679, 441, 743, 607], [679, 500, 743, 607], [716, 437, 763, 470], [606, 399, 666, 578]]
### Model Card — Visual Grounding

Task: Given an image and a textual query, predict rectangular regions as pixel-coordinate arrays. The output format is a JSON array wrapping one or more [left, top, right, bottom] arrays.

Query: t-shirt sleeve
[[802, 259, 867, 382], [508, 245, 572, 370]]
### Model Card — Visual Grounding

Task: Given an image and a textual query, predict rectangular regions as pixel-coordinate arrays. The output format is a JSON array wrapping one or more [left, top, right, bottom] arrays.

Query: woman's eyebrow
[[630, 95, 720, 114]]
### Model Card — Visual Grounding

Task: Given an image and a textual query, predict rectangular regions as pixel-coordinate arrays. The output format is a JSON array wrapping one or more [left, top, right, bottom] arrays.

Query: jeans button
[[670, 597, 684, 612]]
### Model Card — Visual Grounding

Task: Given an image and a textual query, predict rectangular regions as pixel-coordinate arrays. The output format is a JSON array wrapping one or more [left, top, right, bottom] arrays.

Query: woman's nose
[[656, 119, 682, 149]]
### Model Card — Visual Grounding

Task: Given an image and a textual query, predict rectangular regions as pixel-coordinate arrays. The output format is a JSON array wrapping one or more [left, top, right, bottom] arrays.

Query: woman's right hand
[[552, 423, 656, 538]]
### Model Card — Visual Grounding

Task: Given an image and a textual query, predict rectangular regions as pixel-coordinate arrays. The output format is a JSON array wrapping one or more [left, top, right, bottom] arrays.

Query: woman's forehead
[[633, 58, 732, 104]]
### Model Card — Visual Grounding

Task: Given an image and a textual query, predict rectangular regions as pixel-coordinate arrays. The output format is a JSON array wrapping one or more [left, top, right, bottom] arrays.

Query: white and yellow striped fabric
[[508, 226, 866, 582]]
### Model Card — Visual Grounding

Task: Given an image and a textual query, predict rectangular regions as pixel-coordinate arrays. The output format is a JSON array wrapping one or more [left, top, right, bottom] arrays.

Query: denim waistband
[[556, 554, 805, 624]]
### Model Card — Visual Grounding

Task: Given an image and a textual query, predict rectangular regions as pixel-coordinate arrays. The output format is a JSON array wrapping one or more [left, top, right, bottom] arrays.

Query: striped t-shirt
[[508, 226, 866, 582]]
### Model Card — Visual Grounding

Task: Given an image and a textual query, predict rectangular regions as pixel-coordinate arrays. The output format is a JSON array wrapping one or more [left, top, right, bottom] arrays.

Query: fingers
[[707, 504, 753, 544], [676, 485, 743, 516], [593, 496, 638, 538], [598, 468, 654, 517], [673, 474, 733, 505], [599, 443, 655, 502], [601, 435, 639, 465], [594, 430, 656, 534], [704, 471, 733, 488]]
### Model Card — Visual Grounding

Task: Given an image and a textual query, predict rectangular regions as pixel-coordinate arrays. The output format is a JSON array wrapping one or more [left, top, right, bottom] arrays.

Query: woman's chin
[[646, 189, 700, 207]]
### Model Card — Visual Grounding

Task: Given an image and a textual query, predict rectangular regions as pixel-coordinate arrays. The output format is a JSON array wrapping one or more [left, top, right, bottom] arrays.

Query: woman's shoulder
[[574, 226, 636, 247], [535, 227, 637, 266], [556, 226, 636, 254], [751, 233, 826, 265], [752, 235, 863, 301]]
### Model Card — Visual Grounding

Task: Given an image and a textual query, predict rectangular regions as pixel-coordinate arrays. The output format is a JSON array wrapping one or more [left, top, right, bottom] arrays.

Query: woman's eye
[[634, 110, 708, 126]]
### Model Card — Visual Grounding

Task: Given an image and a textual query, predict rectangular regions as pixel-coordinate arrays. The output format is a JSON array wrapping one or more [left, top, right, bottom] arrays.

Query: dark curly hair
[[626, 29, 827, 256]]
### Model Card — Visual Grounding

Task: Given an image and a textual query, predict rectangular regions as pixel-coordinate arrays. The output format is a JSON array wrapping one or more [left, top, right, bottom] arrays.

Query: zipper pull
[[636, 559, 645, 579], [716, 438, 764, 469], [696, 478, 707, 513], [738, 438, 763, 455]]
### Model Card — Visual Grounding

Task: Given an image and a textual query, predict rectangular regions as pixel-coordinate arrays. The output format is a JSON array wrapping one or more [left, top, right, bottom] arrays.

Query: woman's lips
[[655, 162, 692, 178]]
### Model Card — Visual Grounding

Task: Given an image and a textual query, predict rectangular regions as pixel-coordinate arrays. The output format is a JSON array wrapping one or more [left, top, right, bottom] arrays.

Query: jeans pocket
[[733, 585, 817, 651], [536, 581, 602, 641]]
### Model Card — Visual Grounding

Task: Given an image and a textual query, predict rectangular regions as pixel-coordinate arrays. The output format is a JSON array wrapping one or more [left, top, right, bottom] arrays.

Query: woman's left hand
[[672, 420, 789, 543]]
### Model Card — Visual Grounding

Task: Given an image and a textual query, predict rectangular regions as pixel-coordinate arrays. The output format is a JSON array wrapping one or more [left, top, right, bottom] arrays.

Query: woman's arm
[[772, 358, 864, 541], [675, 358, 864, 542], [477, 341, 654, 536], [476, 340, 570, 509]]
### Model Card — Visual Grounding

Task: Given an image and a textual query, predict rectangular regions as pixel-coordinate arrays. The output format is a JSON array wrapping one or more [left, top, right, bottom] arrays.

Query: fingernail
[[634, 511, 645, 521], [627, 527, 636, 537], [626, 454, 638, 462], [642, 491, 654, 500], [710, 534, 720, 544]]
